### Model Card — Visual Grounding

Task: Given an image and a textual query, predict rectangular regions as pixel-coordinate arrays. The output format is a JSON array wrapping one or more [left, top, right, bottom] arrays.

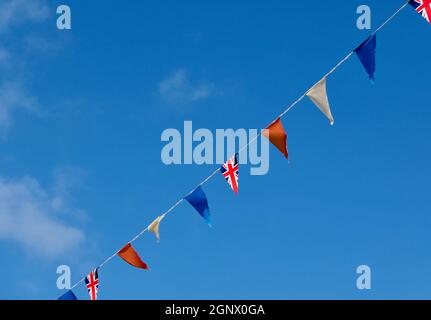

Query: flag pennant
[[58, 290, 78, 300], [354, 34, 377, 81], [148, 215, 164, 242], [409, 0, 431, 24], [85, 269, 99, 301], [185, 186, 211, 226], [220, 154, 239, 193], [118, 243, 149, 270], [306, 77, 334, 125], [262, 117, 288, 159]]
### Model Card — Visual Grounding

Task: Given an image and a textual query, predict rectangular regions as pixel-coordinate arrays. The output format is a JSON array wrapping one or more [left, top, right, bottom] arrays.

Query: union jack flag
[[85, 269, 99, 301], [220, 154, 239, 194], [410, 0, 431, 23]]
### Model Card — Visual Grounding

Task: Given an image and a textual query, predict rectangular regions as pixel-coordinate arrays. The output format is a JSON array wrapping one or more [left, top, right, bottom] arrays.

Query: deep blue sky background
[[0, 0, 430, 299]]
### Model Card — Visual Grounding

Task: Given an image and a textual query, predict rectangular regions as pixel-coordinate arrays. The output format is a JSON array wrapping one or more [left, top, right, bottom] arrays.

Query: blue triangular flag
[[354, 34, 376, 82], [57, 290, 78, 300], [185, 186, 211, 226]]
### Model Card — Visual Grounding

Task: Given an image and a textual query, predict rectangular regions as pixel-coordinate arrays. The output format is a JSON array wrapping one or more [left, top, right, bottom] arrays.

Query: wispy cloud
[[158, 69, 214, 106], [23, 35, 62, 54], [0, 1, 52, 135], [0, 82, 39, 133], [50, 166, 89, 222], [0, 46, 9, 65], [0, 0, 49, 32], [0, 174, 86, 259]]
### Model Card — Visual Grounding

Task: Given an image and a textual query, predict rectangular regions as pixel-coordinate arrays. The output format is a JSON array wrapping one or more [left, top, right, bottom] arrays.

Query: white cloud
[[0, 82, 39, 133], [0, 1, 64, 136], [0, 175, 86, 259], [159, 69, 214, 105], [0, 0, 49, 32]]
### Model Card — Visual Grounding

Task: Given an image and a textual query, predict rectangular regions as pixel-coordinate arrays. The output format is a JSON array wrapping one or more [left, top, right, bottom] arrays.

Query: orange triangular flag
[[263, 117, 288, 159], [117, 243, 149, 270]]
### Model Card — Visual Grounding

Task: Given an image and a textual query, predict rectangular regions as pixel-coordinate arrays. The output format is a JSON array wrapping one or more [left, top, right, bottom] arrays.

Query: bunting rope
[[60, 0, 413, 298]]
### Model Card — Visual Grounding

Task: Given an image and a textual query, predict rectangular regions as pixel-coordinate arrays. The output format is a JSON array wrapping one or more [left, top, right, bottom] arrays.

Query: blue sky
[[0, 0, 430, 299]]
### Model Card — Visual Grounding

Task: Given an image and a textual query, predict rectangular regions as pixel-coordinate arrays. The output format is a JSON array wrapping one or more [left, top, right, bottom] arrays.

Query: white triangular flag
[[306, 77, 334, 125], [148, 215, 164, 242]]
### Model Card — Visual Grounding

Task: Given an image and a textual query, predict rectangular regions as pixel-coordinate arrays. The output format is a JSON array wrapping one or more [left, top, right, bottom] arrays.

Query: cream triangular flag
[[148, 215, 164, 242], [306, 77, 334, 125]]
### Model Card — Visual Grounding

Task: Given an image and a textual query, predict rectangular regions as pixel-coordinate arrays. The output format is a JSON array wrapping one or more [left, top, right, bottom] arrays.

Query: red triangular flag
[[263, 117, 288, 159], [117, 243, 149, 270]]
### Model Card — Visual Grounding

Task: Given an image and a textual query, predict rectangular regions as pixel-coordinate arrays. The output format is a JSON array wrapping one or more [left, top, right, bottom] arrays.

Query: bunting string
[[59, 0, 419, 299]]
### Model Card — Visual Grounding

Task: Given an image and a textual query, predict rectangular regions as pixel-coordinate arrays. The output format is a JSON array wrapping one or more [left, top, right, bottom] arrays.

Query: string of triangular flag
[[57, 1, 429, 300]]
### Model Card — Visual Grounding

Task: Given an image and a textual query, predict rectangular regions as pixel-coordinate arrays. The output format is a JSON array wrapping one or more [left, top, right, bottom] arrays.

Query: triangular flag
[[306, 77, 334, 125], [262, 118, 288, 159], [148, 215, 164, 242], [117, 243, 149, 270], [84, 269, 99, 301], [58, 290, 78, 300], [354, 34, 376, 81], [409, 0, 431, 24], [185, 186, 211, 226], [220, 154, 239, 193]]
